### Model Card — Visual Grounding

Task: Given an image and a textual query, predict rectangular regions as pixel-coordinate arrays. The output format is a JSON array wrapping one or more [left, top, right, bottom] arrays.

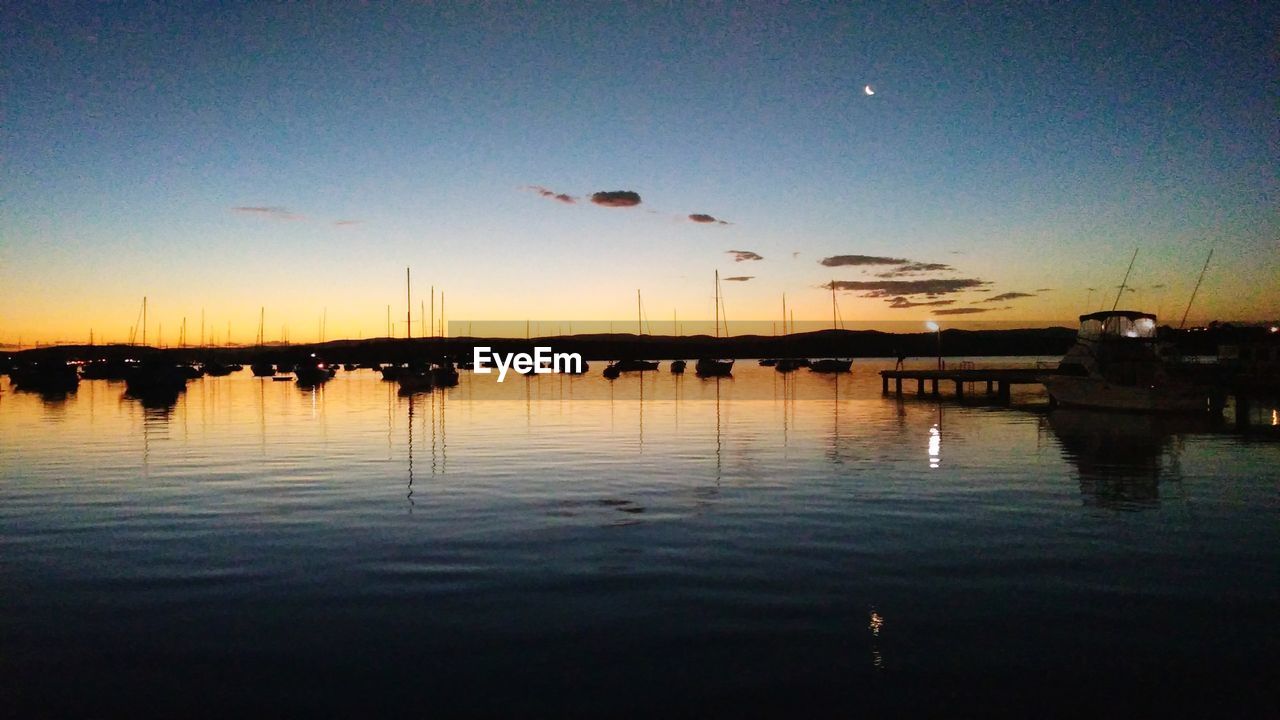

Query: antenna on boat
[[1178, 247, 1214, 329], [1111, 248, 1139, 311]]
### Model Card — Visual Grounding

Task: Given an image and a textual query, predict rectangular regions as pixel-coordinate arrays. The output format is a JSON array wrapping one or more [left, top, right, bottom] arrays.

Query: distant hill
[[6, 327, 1083, 364]]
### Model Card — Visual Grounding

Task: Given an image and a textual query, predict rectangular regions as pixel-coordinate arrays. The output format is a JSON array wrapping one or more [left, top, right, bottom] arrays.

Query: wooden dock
[[879, 368, 1052, 403], [880, 367, 1277, 428]]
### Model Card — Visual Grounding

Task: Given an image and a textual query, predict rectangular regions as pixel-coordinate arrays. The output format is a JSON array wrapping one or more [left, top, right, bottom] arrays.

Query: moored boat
[[11, 362, 81, 394], [397, 366, 433, 393], [1043, 310, 1208, 413], [809, 358, 852, 373], [613, 359, 659, 372], [294, 356, 332, 386], [695, 358, 734, 377], [124, 360, 188, 397]]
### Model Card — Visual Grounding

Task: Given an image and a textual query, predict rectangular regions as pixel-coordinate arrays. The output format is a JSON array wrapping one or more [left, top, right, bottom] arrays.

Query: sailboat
[[607, 289, 661, 374], [696, 271, 734, 377], [809, 281, 852, 373], [250, 307, 275, 376], [774, 293, 809, 373]]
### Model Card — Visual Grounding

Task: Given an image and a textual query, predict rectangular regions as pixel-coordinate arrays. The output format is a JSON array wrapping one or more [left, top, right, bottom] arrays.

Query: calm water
[[2, 360, 1277, 714]]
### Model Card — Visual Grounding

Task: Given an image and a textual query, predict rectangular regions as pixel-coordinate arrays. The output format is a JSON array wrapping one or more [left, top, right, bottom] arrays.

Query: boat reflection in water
[[1047, 408, 1212, 511]]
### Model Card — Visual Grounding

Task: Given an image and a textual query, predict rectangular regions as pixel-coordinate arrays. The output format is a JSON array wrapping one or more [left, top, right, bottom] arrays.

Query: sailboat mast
[[142, 296, 147, 346], [258, 307, 264, 347], [406, 267, 412, 340], [430, 286, 435, 338], [831, 280, 837, 330], [637, 289, 642, 335], [782, 293, 787, 335], [1111, 248, 1139, 311], [714, 271, 720, 338], [720, 272, 727, 337], [1179, 248, 1214, 329]]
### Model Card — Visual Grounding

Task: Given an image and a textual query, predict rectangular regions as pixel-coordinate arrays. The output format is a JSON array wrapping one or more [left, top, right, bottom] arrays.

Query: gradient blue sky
[[3, 2, 1276, 343]]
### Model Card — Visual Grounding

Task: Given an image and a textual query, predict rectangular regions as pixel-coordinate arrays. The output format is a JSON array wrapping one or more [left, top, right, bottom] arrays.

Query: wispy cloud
[[820, 254, 909, 267], [334, 219, 361, 226], [976, 291, 1035, 303], [875, 262, 954, 278], [527, 185, 577, 204], [728, 250, 763, 262], [887, 297, 956, 308], [591, 190, 642, 207], [723, 275, 754, 282], [1035, 287, 1053, 292], [232, 206, 302, 221], [689, 213, 731, 225], [828, 278, 988, 297], [935, 307, 995, 315]]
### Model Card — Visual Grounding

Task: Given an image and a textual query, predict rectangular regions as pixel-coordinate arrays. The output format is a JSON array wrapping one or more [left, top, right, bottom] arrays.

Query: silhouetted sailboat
[[774, 293, 808, 372], [610, 289, 661, 373], [696, 271, 734, 376], [809, 281, 852, 373], [250, 307, 274, 376]]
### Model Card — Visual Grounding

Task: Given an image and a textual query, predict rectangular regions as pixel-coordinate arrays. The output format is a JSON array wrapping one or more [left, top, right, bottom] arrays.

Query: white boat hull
[[1045, 376, 1206, 413]]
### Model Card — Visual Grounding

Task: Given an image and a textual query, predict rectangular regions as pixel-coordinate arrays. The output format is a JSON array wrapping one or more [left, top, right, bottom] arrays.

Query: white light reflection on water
[[928, 424, 941, 468]]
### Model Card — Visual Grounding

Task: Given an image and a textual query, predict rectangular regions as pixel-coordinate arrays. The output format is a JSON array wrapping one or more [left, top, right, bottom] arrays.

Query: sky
[[2, 2, 1277, 344]]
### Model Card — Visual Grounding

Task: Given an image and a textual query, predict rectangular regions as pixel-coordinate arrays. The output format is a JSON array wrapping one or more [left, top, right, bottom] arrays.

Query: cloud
[[976, 292, 1035, 303], [527, 185, 577, 204], [728, 250, 763, 262], [1150, 284, 1166, 289], [935, 308, 995, 315], [723, 276, 754, 282], [820, 254, 909, 267], [875, 262, 954, 278], [1035, 288, 1053, 292], [828, 278, 988, 297], [334, 219, 361, 226], [689, 213, 731, 224], [887, 296, 956, 309], [792, 251, 801, 259], [590, 190, 642, 207], [232, 206, 302, 220]]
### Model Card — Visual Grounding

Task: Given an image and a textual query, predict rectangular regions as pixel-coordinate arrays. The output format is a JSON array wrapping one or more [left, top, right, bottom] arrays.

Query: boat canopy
[[1078, 310, 1158, 340]]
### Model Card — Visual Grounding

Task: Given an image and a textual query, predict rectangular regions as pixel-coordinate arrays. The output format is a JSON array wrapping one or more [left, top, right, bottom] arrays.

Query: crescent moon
[[864, 85, 875, 96]]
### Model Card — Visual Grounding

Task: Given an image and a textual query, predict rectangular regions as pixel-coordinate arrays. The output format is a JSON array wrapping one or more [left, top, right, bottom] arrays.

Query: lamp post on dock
[[925, 320, 941, 370]]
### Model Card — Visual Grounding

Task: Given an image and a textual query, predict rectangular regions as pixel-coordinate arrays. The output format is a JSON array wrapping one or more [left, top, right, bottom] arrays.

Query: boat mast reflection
[[407, 391, 415, 511]]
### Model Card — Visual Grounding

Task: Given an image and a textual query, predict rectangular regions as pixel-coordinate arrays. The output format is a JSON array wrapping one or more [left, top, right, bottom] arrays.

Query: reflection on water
[[1046, 409, 1212, 511], [2, 362, 1278, 713]]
